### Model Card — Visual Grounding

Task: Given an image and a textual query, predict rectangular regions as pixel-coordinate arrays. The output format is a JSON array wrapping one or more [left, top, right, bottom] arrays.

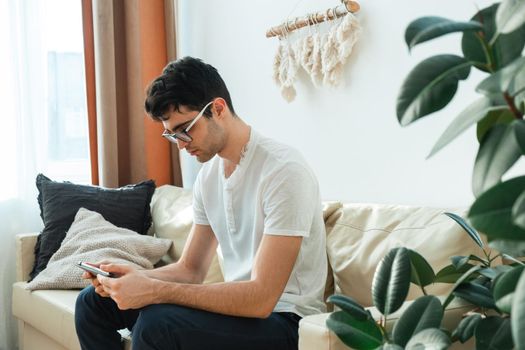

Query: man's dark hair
[[145, 57, 235, 121]]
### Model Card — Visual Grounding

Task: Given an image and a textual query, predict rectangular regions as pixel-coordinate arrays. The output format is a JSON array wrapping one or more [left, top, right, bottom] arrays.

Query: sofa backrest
[[150, 185, 224, 284], [324, 203, 489, 307]]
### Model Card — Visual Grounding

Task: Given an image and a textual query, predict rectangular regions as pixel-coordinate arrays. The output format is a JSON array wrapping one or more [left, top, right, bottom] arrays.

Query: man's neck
[[219, 118, 251, 167]]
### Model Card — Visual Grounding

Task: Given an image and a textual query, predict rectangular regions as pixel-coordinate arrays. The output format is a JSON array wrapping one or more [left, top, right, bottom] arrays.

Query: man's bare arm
[[98, 233, 302, 318]]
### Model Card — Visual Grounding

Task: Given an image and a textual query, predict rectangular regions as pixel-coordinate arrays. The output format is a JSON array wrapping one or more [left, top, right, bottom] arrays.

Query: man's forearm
[[144, 262, 202, 284], [149, 279, 277, 319]]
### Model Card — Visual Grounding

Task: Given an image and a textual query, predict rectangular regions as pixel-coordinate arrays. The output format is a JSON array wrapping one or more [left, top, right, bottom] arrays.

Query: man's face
[[162, 105, 225, 163]]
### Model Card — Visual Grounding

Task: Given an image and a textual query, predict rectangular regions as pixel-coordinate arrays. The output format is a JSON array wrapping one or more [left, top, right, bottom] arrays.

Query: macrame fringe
[[272, 12, 361, 102]]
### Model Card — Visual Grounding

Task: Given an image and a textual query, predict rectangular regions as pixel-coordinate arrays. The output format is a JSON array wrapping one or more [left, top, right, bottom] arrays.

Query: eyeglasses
[[162, 101, 214, 144]]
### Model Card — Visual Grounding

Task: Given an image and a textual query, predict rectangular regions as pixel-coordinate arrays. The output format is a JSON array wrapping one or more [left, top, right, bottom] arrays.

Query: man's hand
[[97, 263, 156, 310], [80, 261, 112, 297]]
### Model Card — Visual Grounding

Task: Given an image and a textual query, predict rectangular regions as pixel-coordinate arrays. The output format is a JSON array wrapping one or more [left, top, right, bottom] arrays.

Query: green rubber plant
[[326, 247, 450, 349], [325, 216, 522, 349], [326, 0, 525, 348], [395, 0, 525, 348]]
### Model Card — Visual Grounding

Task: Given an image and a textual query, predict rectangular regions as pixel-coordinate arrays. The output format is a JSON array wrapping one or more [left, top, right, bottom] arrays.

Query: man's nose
[[176, 139, 189, 150]]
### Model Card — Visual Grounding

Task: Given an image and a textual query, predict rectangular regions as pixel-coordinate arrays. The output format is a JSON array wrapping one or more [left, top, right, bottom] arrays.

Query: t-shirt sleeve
[[262, 162, 319, 237], [192, 172, 210, 225]]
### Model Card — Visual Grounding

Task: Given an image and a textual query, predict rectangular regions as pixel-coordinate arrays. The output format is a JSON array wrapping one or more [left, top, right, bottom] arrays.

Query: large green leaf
[[489, 239, 525, 256], [434, 263, 476, 284], [452, 314, 482, 343], [477, 56, 525, 94], [428, 97, 507, 157], [497, 293, 516, 314], [515, 120, 525, 154], [405, 328, 451, 350], [444, 212, 484, 248], [475, 316, 513, 349], [468, 176, 525, 240], [326, 311, 383, 350], [451, 256, 470, 270], [397, 55, 471, 126], [477, 108, 515, 142], [511, 270, 525, 349], [392, 295, 443, 347], [510, 65, 525, 110], [372, 247, 411, 317], [451, 255, 486, 270], [478, 265, 513, 280], [495, 0, 525, 35], [453, 282, 496, 309], [493, 265, 524, 313], [405, 16, 483, 50], [513, 190, 525, 230], [326, 294, 369, 321], [501, 254, 525, 266], [408, 249, 435, 287], [462, 4, 525, 72], [376, 344, 403, 350], [472, 122, 522, 197], [443, 265, 482, 308]]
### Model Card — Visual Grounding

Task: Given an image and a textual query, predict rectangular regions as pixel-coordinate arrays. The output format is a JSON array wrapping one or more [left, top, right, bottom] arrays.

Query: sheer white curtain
[[0, 1, 45, 348], [0, 1, 88, 348]]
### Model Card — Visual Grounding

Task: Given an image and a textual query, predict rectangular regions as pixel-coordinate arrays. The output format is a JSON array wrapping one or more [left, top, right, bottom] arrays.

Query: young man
[[75, 57, 327, 350]]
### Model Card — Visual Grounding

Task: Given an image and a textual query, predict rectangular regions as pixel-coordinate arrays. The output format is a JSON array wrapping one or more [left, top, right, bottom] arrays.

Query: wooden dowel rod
[[266, 0, 360, 38]]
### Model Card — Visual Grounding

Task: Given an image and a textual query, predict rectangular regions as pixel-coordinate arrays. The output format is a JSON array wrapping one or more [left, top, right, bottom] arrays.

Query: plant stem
[[382, 318, 390, 342], [503, 92, 524, 119], [476, 32, 495, 72], [420, 285, 428, 296], [482, 249, 491, 267], [489, 253, 501, 264]]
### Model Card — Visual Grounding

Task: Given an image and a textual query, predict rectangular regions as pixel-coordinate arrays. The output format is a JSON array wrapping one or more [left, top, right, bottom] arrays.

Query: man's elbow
[[251, 294, 280, 319], [252, 307, 273, 319]]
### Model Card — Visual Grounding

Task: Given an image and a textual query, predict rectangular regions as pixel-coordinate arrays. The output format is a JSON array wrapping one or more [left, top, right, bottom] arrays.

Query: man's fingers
[[99, 263, 129, 274], [81, 271, 95, 279], [95, 285, 110, 297]]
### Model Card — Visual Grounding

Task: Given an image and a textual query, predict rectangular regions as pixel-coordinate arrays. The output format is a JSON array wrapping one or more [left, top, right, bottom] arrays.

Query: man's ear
[[212, 98, 227, 118]]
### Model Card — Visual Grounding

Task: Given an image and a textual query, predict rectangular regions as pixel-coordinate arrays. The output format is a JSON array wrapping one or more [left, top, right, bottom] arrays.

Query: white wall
[[177, 0, 508, 207]]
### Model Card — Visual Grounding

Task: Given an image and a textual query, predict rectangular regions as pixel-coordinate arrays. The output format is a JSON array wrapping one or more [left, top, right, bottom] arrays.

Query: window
[[44, 0, 91, 183], [0, 0, 90, 201]]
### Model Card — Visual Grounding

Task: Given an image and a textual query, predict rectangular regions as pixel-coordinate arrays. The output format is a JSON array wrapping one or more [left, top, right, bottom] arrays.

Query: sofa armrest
[[16, 232, 39, 282], [299, 297, 473, 350]]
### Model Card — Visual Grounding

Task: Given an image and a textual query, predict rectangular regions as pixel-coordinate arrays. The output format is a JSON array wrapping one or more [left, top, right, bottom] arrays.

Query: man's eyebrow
[[169, 119, 192, 132]]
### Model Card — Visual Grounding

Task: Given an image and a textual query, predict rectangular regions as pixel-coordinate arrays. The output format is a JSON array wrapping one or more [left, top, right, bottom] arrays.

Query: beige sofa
[[12, 185, 485, 350]]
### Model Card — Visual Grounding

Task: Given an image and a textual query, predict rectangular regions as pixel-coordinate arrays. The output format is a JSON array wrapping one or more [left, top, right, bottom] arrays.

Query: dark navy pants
[[75, 286, 300, 350]]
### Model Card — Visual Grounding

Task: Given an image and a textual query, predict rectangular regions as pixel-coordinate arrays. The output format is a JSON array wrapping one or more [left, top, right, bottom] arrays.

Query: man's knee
[[75, 286, 99, 332], [76, 286, 95, 314], [132, 305, 186, 349]]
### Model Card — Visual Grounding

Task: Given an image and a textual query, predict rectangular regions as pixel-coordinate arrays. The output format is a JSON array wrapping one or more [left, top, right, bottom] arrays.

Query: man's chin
[[196, 153, 213, 163]]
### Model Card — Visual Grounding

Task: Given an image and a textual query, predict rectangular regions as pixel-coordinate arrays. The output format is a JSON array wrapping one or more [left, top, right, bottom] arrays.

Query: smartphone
[[76, 261, 114, 278]]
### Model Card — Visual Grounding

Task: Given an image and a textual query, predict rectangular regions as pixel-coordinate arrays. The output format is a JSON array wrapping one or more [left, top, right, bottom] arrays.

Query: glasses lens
[[176, 132, 192, 143], [162, 132, 191, 144]]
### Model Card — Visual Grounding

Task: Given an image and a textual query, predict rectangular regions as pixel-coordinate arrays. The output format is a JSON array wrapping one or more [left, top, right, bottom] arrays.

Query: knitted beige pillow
[[26, 208, 172, 291]]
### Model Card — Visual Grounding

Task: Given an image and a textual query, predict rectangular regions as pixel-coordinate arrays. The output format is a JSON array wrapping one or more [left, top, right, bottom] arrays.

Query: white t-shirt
[[193, 129, 327, 317]]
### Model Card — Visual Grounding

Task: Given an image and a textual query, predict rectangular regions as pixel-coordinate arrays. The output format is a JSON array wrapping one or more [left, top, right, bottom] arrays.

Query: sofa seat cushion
[[13, 282, 131, 349], [12, 282, 81, 350], [325, 203, 488, 307]]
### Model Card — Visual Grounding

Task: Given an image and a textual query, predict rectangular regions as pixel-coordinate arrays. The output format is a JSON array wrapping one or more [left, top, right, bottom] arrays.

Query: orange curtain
[[81, 0, 182, 188], [81, 0, 99, 185]]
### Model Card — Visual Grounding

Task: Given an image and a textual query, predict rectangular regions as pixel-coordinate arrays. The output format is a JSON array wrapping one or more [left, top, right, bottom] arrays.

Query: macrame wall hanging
[[266, 0, 361, 102]]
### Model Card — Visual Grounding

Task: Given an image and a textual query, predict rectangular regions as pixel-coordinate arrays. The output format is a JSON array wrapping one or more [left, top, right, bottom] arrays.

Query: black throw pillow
[[29, 174, 156, 281]]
